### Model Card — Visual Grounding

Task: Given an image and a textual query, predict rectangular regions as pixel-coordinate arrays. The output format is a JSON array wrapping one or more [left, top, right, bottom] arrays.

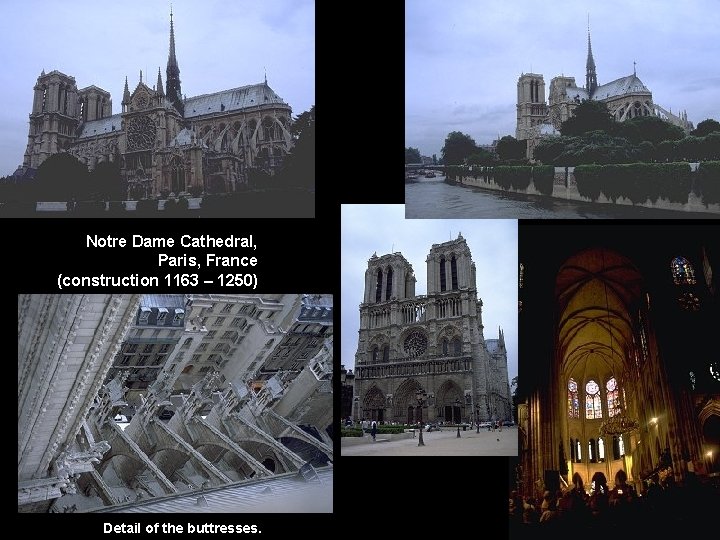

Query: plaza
[[342, 426, 517, 456]]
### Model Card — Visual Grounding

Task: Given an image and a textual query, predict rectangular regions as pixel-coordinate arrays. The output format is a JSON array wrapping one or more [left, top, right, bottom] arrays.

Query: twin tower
[[353, 234, 511, 425]]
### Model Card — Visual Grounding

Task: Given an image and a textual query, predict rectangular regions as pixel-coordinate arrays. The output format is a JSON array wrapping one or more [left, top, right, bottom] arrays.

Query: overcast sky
[[0, 0, 314, 176], [406, 0, 720, 158], [341, 204, 518, 385]]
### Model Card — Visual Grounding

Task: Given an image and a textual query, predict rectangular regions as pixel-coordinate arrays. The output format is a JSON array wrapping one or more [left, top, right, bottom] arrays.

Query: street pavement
[[341, 426, 518, 456]]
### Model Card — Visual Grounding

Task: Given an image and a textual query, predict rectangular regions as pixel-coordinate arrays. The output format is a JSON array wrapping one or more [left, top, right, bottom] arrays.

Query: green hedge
[[493, 166, 532, 191], [341, 428, 363, 438], [532, 166, 555, 196], [377, 426, 406, 434], [698, 161, 720, 205], [575, 163, 693, 204]]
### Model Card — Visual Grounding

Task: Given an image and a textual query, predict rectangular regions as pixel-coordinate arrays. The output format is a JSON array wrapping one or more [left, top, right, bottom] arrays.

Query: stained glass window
[[678, 292, 701, 311], [568, 378, 579, 418], [671, 256, 696, 285], [711, 362, 720, 382], [606, 377, 620, 417], [639, 311, 649, 363], [586, 380, 602, 419], [618, 435, 625, 456]]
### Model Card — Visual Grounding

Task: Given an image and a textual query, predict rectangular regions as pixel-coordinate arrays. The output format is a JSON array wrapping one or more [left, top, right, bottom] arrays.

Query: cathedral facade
[[19, 12, 293, 199], [516, 28, 693, 156], [352, 235, 512, 425]]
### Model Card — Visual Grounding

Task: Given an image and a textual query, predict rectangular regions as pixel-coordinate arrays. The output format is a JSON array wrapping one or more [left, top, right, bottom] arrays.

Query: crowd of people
[[509, 469, 719, 537]]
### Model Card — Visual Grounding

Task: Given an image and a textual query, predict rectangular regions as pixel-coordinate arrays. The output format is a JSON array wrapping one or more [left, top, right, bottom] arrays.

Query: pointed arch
[[375, 268, 383, 303], [386, 266, 393, 300], [451, 255, 458, 290], [392, 378, 423, 422], [362, 385, 386, 422]]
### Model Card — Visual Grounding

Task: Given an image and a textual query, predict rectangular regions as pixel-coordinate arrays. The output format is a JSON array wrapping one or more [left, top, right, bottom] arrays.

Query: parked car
[[503, 420, 515, 427]]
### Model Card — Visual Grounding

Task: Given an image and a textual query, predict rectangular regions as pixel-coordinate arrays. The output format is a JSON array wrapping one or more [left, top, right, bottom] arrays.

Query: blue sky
[[0, 0, 315, 176], [406, 0, 720, 158], [341, 204, 518, 384]]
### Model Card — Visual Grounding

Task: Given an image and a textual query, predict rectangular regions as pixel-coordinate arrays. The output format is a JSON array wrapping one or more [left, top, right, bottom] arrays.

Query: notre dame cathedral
[[18, 10, 293, 199], [352, 234, 512, 425]]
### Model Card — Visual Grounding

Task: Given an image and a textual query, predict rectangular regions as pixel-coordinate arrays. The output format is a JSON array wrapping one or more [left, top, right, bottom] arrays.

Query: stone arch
[[362, 385, 386, 422], [436, 379, 464, 422], [392, 378, 423, 423]]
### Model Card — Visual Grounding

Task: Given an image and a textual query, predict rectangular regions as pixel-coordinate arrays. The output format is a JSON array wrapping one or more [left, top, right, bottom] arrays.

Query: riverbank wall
[[449, 164, 720, 215]]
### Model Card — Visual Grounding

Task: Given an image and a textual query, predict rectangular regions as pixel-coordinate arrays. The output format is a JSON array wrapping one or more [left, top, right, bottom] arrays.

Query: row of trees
[[535, 101, 720, 165], [440, 132, 525, 165], [404, 147, 438, 165]]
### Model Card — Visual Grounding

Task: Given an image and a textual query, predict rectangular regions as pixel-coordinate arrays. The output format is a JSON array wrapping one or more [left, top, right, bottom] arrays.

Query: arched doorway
[[436, 379, 464, 423]]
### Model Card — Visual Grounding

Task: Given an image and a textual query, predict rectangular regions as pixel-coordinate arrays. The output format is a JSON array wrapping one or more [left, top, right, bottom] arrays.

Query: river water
[[405, 176, 718, 219]]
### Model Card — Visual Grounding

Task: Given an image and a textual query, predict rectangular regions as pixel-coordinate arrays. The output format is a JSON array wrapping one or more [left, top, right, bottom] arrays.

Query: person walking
[[371, 420, 377, 442]]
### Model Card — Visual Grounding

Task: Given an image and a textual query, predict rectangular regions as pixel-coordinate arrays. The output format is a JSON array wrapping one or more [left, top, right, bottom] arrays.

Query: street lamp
[[455, 398, 461, 438], [416, 389, 427, 447], [476, 405, 480, 433]]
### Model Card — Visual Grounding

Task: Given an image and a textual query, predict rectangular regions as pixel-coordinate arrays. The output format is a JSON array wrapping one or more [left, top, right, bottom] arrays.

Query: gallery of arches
[[510, 222, 719, 536]]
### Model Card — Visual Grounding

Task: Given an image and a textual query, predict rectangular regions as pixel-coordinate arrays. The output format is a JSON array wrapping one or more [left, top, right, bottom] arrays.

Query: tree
[[35, 153, 89, 201], [466, 149, 494, 166], [432, 154, 437, 165], [405, 147, 421, 164], [279, 105, 314, 189], [560, 100, 615, 137], [617, 116, 685, 145], [495, 135, 526, 162], [89, 160, 125, 201], [533, 137, 566, 165], [691, 119, 720, 137], [441, 131, 477, 165]]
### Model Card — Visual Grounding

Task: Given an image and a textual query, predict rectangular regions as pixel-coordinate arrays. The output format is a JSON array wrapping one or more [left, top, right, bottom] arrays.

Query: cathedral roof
[[592, 74, 650, 100], [77, 113, 122, 138], [184, 83, 288, 118]]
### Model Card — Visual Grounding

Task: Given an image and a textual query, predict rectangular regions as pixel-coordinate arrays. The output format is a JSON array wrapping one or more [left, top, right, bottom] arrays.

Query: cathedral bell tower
[[515, 73, 547, 141], [165, 8, 184, 116], [23, 70, 80, 169]]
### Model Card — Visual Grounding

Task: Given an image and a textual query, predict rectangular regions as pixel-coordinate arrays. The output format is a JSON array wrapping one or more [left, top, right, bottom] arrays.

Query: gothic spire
[[166, 7, 184, 115], [156, 67, 164, 96], [122, 76, 130, 104], [585, 16, 598, 96]]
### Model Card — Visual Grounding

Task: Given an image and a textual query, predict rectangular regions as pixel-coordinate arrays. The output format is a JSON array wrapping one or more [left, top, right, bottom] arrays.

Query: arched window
[[375, 269, 383, 303], [589, 439, 596, 463], [598, 438, 605, 462], [575, 439, 582, 462], [585, 380, 602, 419], [382, 345, 389, 362], [569, 438, 575, 462], [568, 378, 579, 418], [452, 337, 462, 356], [618, 435, 625, 456], [451, 255, 458, 290], [386, 267, 393, 300], [439, 256, 446, 291], [371, 346, 379, 364], [606, 377, 620, 417], [612, 436, 621, 460], [671, 256, 696, 285], [442, 339, 449, 356]]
